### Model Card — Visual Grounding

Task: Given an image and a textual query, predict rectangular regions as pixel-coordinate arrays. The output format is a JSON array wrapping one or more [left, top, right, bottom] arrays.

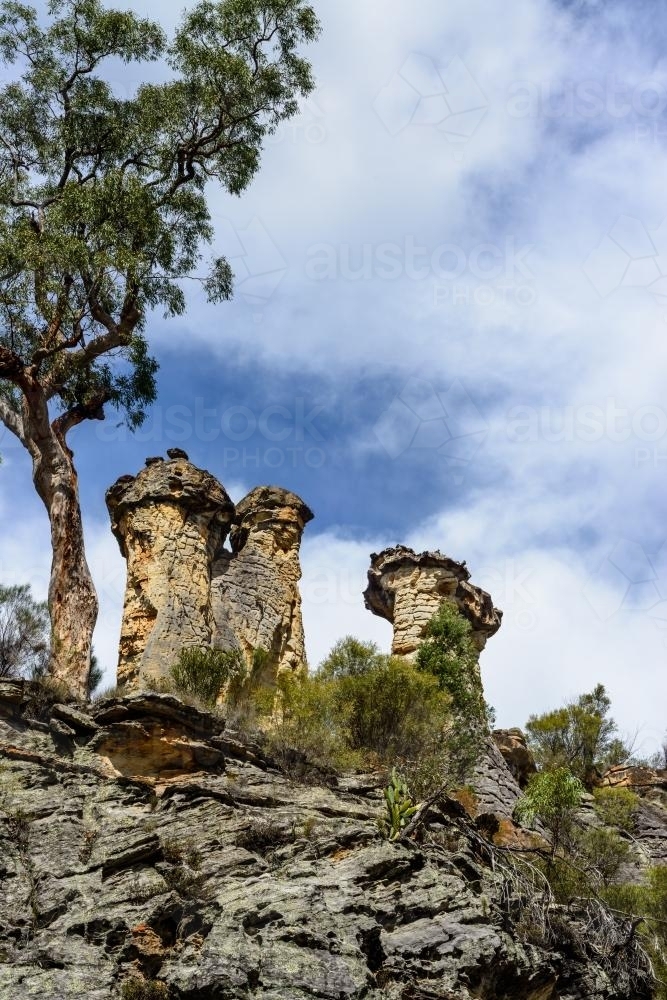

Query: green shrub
[[515, 767, 583, 853], [120, 979, 169, 1000], [415, 601, 491, 726], [271, 651, 458, 792], [577, 826, 631, 886], [593, 786, 639, 831], [605, 866, 667, 999], [169, 646, 246, 706], [319, 637, 381, 678], [525, 684, 629, 786]]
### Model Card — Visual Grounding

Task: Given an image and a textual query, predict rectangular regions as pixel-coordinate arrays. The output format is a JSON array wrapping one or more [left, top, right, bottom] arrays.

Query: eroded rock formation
[[211, 486, 313, 682], [107, 459, 312, 692], [364, 546, 502, 658], [106, 456, 235, 689], [0, 678, 657, 1000]]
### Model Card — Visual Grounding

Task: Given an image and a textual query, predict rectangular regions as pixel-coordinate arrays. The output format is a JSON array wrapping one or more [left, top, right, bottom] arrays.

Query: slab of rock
[[0, 684, 653, 1000]]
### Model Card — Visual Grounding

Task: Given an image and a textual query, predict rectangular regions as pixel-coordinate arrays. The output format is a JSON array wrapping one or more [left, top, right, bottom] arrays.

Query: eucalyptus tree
[[0, 0, 319, 697]]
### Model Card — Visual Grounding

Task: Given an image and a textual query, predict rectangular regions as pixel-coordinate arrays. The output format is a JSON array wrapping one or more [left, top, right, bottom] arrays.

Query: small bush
[[416, 601, 492, 727], [378, 769, 419, 840], [271, 651, 457, 792], [515, 767, 584, 853], [235, 819, 297, 856], [593, 786, 639, 832], [161, 836, 201, 868], [577, 826, 631, 886], [121, 979, 169, 1000], [170, 646, 246, 706]]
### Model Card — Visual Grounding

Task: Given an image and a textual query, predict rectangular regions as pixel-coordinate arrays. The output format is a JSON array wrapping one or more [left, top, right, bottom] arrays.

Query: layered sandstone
[[211, 486, 314, 682], [107, 461, 313, 692], [364, 546, 502, 658], [106, 457, 235, 689]]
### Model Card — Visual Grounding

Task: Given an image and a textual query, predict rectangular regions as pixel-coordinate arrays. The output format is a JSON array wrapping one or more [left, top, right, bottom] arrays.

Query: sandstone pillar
[[211, 486, 313, 683], [363, 546, 502, 659], [106, 457, 235, 689]]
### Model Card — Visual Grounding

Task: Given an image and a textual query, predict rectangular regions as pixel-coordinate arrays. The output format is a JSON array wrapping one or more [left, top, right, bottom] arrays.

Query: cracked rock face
[[106, 459, 235, 689], [364, 546, 502, 659], [0, 679, 655, 1000], [211, 486, 314, 682]]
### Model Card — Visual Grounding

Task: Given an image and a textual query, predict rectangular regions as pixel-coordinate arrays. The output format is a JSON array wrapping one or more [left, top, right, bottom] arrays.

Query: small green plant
[[379, 769, 420, 841], [515, 767, 584, 854], [577, 826, 631, 887], [593, 786, 639, 831], [120, 978, 169, 1000], [161, 835, 201, 868], [416, 601, 492, 726], [170, 646, 246, 706], [235, 819, 298, 856]]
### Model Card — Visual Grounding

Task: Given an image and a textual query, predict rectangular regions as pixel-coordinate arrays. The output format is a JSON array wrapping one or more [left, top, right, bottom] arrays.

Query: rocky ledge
[[0, 681, 653, 1000]]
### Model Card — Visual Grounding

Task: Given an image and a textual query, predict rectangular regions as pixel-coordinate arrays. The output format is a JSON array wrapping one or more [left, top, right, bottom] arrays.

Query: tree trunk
[[23, 395, 98, 701]]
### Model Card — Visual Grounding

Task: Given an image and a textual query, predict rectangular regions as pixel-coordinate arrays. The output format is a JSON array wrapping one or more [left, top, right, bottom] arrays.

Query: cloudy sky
[[1, 0, 666, 752]]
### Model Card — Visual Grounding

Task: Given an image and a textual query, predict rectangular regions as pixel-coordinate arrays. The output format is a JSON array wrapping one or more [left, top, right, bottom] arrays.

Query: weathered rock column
[[106, 456, 235, 690], [211, 486, 313, 683], [363, 546, 502, 659]]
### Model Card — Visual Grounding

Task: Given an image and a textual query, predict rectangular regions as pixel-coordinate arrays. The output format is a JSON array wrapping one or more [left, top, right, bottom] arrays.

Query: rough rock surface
[[364, 547, 502, 659], [600, 764, 667, 867], [493, 729, 537, 789], [107, 463, 312, 691], [212, 486, 314, 681], [0, 681, 653, 1000], [107, 458, 235, 689]]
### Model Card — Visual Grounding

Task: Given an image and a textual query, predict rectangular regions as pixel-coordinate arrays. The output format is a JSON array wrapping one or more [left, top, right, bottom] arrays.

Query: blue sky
[[1, 0, 666, 751]]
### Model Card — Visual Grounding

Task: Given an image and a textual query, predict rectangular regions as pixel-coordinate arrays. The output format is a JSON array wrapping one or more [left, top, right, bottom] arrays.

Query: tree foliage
[[0, 582, 48, 678], [525, 684, 628, 785], [515, 766, 584, 854], [416, 600, 494, 727], [0, 0, 319, 433]]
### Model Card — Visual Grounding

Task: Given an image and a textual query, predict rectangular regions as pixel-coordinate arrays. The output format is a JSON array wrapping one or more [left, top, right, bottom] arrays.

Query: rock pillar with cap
[[211, 486, 314, 682], [364, 546, 502, 660], [106, 456, 235, 689]]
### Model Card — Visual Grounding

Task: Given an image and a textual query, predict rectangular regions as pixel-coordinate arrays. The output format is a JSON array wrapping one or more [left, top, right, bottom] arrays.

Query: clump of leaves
[[169, 646, 246, 706], [525, 684, 629, 787], [593, 786, 639, 832], [379, 769, 420, 841], [515, 767, 584, 854], [0, 584, 48, 679], [235, 819, 297, 856], [121, 978, 169, 1000]]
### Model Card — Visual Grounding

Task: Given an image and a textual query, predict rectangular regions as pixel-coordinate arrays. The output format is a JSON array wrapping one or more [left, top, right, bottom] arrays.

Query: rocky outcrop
[[106, 457, 235, 689], [107, 460, 312, 692], [211, 486, 314, 683], [600, 764, 667, 868], [493, 729, 537, 789], [364, 547, 502, 659], [0, 680, 653, 1000]]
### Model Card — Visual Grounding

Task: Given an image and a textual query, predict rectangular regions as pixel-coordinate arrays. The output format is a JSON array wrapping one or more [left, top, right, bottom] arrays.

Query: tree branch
[[0, 396, 26, 446]]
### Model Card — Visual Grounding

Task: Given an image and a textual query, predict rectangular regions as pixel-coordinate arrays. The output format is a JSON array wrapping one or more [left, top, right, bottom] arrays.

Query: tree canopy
[[526, 683, 629, 784], [0, 0, 319, 436]]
